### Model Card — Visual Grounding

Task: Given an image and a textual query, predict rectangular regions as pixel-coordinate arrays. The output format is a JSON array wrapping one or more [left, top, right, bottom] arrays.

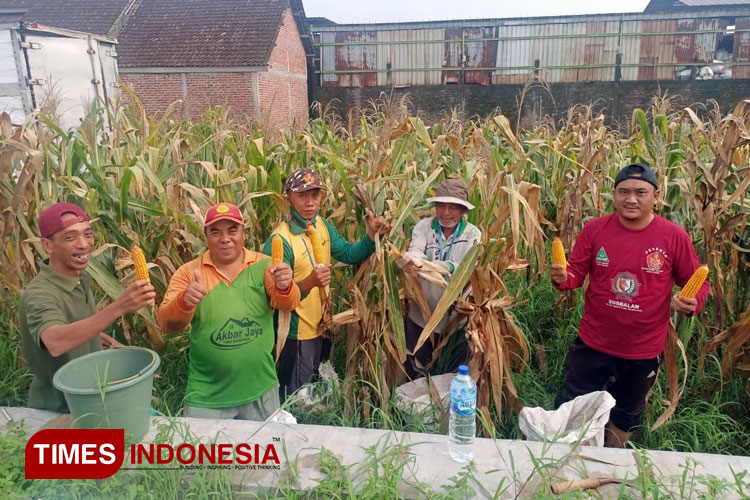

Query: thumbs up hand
[[182, 269, 207, 309]]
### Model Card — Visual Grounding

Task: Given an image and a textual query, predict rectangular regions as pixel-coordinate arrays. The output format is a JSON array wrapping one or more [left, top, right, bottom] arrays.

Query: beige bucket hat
[[426, 178, 475, 210]]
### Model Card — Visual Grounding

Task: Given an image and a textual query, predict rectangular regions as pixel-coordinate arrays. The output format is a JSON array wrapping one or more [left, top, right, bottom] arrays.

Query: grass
[[0, 295, 31, 408], [3, 415, 749, 499]]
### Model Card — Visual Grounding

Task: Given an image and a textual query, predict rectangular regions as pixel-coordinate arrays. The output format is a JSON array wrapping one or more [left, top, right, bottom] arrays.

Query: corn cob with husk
[[552, 237, 567, 271], [307, 224, 333, 337], [270, 234, 292, 360], [679, 265, 709, 299]]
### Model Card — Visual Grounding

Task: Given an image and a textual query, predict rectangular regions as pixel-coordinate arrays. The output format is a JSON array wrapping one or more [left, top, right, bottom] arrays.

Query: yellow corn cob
[[271, 235, 284, 265], [679, 265, 708, 299], [552, 237, 567, 271], [131, 244, 150, 284], [307, 224, 325, 264]]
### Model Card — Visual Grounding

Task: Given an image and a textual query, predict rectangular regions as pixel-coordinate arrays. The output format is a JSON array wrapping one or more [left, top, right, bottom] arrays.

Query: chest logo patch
[[612, 272, 639, 301], [643, 247, 668, 274], [595, 247, 609, 266], [210, 317, 263, 349], [646, 251, 665, 271]]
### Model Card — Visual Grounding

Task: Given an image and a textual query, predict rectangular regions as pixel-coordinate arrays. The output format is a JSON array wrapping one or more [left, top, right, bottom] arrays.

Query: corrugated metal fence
[[313, 9, 750, 86]]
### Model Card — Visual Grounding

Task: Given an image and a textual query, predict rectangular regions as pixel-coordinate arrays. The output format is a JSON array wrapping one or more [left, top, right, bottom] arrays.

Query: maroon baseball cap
[[285, 168, 323, 193], [38, 202, 91, 239]]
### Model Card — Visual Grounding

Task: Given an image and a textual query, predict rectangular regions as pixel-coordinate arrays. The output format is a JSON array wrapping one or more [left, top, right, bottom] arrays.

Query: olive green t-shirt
[[19, 261, 101, 412]]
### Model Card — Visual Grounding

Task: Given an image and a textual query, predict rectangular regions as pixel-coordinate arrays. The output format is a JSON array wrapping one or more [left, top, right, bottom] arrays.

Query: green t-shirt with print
[[185, 259, 278, 408]]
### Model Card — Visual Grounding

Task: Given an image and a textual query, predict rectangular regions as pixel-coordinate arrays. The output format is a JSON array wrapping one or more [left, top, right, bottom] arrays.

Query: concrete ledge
[[4, 406, 749, 498]]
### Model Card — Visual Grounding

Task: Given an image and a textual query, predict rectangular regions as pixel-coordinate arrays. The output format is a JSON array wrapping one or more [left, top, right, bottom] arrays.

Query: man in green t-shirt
[[19, 203, 156, 412], [157, 203, 300, 420]]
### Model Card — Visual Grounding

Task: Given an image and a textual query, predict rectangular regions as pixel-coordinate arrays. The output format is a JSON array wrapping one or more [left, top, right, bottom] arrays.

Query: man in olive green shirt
[[19, 203, 156, 412]]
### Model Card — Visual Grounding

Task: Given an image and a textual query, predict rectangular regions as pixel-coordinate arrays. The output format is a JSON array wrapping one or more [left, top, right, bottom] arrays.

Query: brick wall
[[121, 72, 258, 119], [313, 80, 750, 129], [120, 8, 309, 127], [120, 73, 184, 115], [257, 8, 308, 127]]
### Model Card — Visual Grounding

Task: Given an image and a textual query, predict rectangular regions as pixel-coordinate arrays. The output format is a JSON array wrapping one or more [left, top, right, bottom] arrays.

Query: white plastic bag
[[293, 361, 340, 414], [518, 391, 616, 447], [265, 408, 297, 424], [395, 374, 453, 429]]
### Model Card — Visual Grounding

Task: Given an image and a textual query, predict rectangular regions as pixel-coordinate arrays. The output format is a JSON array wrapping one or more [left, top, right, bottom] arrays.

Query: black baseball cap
[[614, 163, 659, 190]]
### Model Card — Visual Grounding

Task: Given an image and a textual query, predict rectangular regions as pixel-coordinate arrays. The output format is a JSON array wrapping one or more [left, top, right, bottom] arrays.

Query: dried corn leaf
[[651, 322, 687, 431], [413, 245, 480, 353]]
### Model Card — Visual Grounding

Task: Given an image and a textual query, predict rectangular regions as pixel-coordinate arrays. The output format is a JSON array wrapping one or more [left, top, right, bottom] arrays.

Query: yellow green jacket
[[263, 211, 375, 340]]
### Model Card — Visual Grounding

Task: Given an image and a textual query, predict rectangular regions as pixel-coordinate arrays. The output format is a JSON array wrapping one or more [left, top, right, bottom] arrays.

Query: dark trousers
[[277, 336, 324, 401], [404, 317, 434, 379], [555, 336, 661, 432]]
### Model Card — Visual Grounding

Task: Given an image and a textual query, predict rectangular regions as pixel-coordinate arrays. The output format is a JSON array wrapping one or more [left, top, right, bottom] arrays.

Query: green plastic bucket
[[53, 347, 160, 441]]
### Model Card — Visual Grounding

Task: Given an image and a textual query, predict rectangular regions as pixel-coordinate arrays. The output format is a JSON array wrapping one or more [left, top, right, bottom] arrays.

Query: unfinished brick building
[[0, 0, 313, 127], [118, 0, 312, 126]]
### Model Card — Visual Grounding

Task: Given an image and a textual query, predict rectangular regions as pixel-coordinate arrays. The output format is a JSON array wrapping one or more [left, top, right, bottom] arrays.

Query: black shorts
[[554, 336, 661, 433]]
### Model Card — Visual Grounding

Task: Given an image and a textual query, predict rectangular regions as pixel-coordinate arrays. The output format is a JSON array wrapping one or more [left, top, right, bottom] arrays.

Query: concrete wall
[[313, 79, 750, 129], [121, 8, 308, 127]]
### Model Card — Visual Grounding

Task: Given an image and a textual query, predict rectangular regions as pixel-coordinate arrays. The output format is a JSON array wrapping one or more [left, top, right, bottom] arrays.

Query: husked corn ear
[[131, 244, 150, 283], [679, 265, 708, 299], [307, 224, 325, 264], [271, 235, 284, 265], [552, 237, 567, 270]]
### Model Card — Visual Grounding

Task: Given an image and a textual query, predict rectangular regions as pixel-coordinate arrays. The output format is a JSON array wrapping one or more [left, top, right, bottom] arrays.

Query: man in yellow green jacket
[[263, 168, 389, 399]]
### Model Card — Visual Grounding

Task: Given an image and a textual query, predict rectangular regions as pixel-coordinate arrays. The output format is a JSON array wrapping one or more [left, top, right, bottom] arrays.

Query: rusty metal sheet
[[693, 18, 725, 63], [317, 13, 736, 87], [445, 27, 496, 85], [376, 28, 444, 86], [320, 32, 337, 86], [638, 20, 677, 80], [582, 21, 605, 82], [637, 20, 658, 80], [332, 31, 377, 87], [621, 20, 643, 81], [674, 19, 697, 64], [734, 18, 750, 79], [465, 27, 496, 85], [442, 27, 462, 84], [659, 20, 678, 80]]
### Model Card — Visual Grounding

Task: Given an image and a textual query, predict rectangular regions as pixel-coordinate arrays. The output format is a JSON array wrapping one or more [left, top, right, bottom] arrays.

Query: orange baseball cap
[[204, 203, 244, 227]]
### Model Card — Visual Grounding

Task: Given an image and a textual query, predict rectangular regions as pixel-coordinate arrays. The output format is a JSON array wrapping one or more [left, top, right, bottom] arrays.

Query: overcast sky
[[304, 0, 652, 24]]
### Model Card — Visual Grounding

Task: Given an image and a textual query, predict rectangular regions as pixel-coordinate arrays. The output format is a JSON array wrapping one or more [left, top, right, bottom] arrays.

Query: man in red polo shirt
[[551, 163, 709, 447]]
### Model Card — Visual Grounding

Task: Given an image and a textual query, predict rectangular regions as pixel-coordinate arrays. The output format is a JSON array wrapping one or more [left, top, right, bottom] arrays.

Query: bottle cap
[[457, 365, 469, 375]]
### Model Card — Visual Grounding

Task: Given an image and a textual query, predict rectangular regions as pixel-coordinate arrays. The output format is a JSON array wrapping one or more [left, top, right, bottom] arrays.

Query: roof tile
[[118, 0, 288, 68], [0, 0, 130, 35]]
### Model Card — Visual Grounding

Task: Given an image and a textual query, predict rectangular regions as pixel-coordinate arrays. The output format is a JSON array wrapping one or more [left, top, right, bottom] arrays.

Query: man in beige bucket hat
[[402, 177, 481, 379]]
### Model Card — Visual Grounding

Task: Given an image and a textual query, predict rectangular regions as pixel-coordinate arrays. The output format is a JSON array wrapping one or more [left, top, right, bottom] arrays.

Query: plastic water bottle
[[449, 364, 476, 463]]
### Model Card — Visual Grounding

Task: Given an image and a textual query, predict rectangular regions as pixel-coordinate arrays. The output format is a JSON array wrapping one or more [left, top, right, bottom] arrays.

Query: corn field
[[1, 92, 750, 440]]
